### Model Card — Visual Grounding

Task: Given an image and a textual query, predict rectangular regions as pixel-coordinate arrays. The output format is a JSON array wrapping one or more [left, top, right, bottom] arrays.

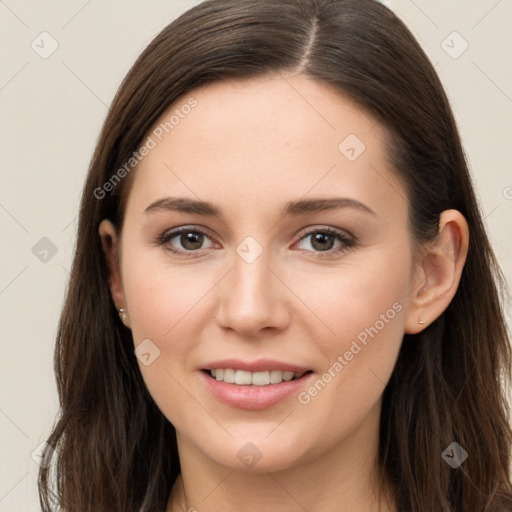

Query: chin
[[197, 433, 316, 474]]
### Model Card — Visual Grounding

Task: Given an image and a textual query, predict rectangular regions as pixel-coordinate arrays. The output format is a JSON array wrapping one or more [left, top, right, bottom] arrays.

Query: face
[[110, 74, 419, 473]]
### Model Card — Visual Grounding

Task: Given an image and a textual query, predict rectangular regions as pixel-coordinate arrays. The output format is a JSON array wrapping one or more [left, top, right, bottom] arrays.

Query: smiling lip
[[200, 358, 313, 410]]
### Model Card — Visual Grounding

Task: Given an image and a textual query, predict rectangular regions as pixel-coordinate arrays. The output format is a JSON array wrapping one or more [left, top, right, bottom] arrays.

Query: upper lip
[[202, 358, 311, 373]]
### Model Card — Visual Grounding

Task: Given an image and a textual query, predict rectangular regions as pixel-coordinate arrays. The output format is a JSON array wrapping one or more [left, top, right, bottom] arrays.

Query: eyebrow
[[143, 196, 377, 219]]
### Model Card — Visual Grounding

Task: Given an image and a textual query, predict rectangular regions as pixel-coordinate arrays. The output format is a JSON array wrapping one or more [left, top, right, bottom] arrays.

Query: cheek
[[120, 242, 222, 416], [293, 246, 410, 425], [295, 243, 410, 350], [120, 248, 208, 430], [122, 241, 210, 343]]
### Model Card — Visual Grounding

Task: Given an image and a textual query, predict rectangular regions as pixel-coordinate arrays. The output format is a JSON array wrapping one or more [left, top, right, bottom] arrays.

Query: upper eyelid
[[163, 225, 216, 243]]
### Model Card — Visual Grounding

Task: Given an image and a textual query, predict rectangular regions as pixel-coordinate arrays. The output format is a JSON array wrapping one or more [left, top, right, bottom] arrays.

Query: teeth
[[235, 370, 252, 385], [224, 369, 236, 383], [270, 370, 282, 384], [209, 369, 307, 385], [252, 371, 270, 386]]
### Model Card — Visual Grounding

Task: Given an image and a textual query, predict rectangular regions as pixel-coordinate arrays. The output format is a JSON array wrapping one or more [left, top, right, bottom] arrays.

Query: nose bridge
[[231, 238, 274, 312], [234, 244, 270, 300], [216, 235, 287, 334]]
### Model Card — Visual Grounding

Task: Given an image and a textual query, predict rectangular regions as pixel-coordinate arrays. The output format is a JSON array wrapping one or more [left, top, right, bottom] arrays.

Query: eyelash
[[153, 226, 356, 260]]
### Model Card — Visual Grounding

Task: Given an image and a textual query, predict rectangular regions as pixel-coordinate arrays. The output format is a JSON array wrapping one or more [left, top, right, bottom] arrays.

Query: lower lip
[[201, 371, 313, 410]]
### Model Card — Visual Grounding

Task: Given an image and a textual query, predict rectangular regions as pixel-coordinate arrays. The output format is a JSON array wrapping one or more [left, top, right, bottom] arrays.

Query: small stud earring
[[418, 318, 425, 325], [118, 308, 128, 322]]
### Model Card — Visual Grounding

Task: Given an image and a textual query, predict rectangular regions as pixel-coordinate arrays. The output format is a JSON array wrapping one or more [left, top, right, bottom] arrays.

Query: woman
[[38, 0, 512, 510]]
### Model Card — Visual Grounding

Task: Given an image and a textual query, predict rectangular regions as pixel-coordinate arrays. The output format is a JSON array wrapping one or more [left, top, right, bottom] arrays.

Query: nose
[[215, 246, 290, 338]]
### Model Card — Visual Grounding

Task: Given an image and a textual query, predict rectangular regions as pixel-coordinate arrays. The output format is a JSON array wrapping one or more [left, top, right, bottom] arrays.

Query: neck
[[167, 401, 397, 512]]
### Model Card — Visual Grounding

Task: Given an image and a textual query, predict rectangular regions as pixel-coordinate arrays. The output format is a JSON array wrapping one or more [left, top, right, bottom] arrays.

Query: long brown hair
[[38, 0, 512, 510]]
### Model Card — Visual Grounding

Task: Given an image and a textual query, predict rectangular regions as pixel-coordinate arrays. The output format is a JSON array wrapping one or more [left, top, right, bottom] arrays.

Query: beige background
[[1, 1, 511, 510]]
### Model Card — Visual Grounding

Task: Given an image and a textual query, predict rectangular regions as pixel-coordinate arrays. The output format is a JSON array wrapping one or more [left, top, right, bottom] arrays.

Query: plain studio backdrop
[[1, 1, 511, 510]]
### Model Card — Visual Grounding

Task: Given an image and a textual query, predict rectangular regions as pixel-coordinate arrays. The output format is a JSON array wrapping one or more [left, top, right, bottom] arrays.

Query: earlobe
[[404, 210, 469, 334], [98, 219, 131, 328]]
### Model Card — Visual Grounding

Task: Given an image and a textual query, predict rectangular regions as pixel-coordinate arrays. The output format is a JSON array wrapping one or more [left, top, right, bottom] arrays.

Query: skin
[[99, 73, 469, 512]]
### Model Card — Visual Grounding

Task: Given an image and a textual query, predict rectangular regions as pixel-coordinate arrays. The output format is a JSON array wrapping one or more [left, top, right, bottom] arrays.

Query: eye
[[156, 227, 216, 257], [154, 225, 355, 259], [294, 227, 355, 259]]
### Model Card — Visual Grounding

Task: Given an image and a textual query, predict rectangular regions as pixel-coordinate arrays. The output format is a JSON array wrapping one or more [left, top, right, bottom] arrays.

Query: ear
[[404, 209, 469, 334], [98, 219, 131, 328]]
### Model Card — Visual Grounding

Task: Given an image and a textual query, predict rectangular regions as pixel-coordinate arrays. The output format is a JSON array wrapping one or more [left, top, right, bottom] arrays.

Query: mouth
[[200, 364, 315, 410], [203, 368, 313, 386]]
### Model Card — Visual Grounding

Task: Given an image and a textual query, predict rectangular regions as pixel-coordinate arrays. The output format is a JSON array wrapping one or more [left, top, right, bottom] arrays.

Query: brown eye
[[295, 227, 354, 259], [158, 227, 215, 256]]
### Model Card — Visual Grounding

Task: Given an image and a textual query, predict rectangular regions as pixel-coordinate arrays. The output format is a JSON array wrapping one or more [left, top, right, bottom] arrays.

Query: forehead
[[123, 74, 405, 221], [156, 75, 377, 158]]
